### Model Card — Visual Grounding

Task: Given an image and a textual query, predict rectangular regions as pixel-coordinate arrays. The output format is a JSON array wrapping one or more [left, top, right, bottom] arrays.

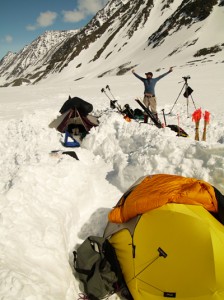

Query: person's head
[[145, 72, 153, 78]]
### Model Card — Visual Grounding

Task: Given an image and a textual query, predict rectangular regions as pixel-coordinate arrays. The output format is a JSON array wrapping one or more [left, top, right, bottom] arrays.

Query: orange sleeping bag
[[109, 174, 218, 223]]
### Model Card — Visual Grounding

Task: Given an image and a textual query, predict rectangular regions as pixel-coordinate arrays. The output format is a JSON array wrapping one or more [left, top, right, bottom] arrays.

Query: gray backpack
[[73, 236, 129, 300]]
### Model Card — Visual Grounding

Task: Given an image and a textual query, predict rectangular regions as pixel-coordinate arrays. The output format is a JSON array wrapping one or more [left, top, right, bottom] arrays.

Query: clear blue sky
[[0, 0, 108, 60]]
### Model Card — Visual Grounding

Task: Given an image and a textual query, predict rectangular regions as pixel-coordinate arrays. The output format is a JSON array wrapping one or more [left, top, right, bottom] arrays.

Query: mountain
[[0, 30, 77, 86], [0, 0, 223, 87]]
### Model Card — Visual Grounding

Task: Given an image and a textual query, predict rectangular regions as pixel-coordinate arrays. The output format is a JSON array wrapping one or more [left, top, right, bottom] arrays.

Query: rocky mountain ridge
[[0, 0, 223, 87]]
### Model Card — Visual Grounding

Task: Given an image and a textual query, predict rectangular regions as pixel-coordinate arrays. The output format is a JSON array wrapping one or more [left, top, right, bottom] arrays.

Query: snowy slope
[[0, 0, 223, 85], [0, 63, 224, 299]]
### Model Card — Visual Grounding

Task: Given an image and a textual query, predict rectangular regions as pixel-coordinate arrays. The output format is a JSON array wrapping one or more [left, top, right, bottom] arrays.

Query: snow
[[0, 61, 224, 299]]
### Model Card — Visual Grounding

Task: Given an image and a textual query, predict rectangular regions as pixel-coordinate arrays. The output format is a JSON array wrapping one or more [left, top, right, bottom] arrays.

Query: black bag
[[133, 108, 144, 119], [59, 96, 93, 116], [183, 86, 193, 98], [167, 124, 189, 137], [74, 236, 131, 300]]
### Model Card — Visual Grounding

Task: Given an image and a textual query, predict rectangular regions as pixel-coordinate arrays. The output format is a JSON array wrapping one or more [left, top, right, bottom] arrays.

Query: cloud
[[26, 11, 58, 31], [78, 0, 108, 14], [62, 0, 108, 23], [5, 35, 13, 43], [62, 10, 85, 23]]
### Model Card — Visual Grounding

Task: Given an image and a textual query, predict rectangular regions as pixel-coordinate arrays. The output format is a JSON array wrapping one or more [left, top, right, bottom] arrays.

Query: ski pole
[[177, 113, 180, 136], [161, 109, 167, 126], [101, 88, 116, 109], [106, 85, 116, 99], [106, 85, 122, 111], [101, 88, 112, 101]]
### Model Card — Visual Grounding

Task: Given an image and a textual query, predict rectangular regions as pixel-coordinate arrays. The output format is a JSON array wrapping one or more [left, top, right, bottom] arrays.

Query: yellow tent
[[104, 175, 224, 299]]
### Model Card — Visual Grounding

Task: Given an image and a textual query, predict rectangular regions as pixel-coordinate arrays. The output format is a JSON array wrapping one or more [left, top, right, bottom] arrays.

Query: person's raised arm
[[131, 69, 144, 81]]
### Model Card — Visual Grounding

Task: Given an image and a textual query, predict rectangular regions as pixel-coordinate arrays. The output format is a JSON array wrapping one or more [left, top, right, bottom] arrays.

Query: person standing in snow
[[132, 67, 173, 123]]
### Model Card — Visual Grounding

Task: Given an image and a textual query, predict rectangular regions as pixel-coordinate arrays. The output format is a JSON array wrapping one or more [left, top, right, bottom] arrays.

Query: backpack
[[167, 124, 189, 137], [73, 236, 132, 300]]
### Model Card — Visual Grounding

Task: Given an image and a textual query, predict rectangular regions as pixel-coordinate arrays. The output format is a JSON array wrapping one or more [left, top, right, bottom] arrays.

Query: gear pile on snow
[[49, 96, 99, 146]]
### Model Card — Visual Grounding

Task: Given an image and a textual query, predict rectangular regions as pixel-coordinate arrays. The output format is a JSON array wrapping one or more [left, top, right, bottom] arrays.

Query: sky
[[0, 0, 108, 60]]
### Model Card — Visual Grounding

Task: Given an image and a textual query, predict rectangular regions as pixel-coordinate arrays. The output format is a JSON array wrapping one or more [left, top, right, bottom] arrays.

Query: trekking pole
[[101, 88, 131, 122], [161, 109, 167, 126], [106, 85, 116, 99], [101, 88, 111, 101], [177, 113, 180, 137], [101, 88, 117, 109], [105, 85, 122, 111]]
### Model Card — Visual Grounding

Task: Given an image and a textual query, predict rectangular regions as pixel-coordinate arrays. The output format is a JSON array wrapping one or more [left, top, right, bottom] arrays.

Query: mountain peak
[[0, 0, 223, 87]]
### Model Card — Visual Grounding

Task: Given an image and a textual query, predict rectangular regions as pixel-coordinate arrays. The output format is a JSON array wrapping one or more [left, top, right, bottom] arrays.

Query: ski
[[135, 99, 162, 128], [202, 110, 210, 142], [192, 108, 202, 141]]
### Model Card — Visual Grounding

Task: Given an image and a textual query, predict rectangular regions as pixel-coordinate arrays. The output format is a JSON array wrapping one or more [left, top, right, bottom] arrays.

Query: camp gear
[[101, 86, 143, 121], [135, 99, 163, 128], [49, 96, 99, 143], [166, 124, 188, 137], [105, 205, 224, 300], [59, 96, 93, 116], [50, 150, 79, 160], [192, 108, 202, 141], [192, 109, 211, 142], [63, 131, 80, 147], [133, 108, 144, 120], [161, 109, 167, 126], [105, 84, 116, 100], [136, 99, 188, 136], [104, 174, 224, 300], [169, 76, 196, 117], [202, 110, 210, 141], [74, 236, 132, 300], [122, 104, 135, 119], [101, 86, 133, 122], [108, 174, 218, 223], [101, 87, 122, 112]]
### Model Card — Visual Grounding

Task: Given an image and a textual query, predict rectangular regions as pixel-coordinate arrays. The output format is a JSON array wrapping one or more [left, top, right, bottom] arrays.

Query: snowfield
[[0, 63, 224, 299]]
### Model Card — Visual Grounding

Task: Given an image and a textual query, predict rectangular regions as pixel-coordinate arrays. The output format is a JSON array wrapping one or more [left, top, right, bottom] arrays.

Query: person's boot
[[144, 115, 148, 123], [154, 113, 158, 120]]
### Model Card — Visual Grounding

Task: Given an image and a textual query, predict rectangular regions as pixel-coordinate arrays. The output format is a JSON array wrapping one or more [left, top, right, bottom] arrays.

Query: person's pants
[[143, 95, 158, 123], [143, 95, 157, 114]]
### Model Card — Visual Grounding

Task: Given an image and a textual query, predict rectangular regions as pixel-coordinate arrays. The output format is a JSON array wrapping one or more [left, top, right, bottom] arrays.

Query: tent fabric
[[49, 109, 75, 132], [108, 174, 218, 223], [214, 187, 224, 223], [107, 204, 224, 300], [57, 109, 77, 133], [49, 108, 98, 134], [49, 96, 98, 137]]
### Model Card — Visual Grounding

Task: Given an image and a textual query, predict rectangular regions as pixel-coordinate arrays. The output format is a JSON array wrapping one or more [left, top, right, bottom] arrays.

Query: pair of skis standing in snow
[[192, 108, 210, 142]]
